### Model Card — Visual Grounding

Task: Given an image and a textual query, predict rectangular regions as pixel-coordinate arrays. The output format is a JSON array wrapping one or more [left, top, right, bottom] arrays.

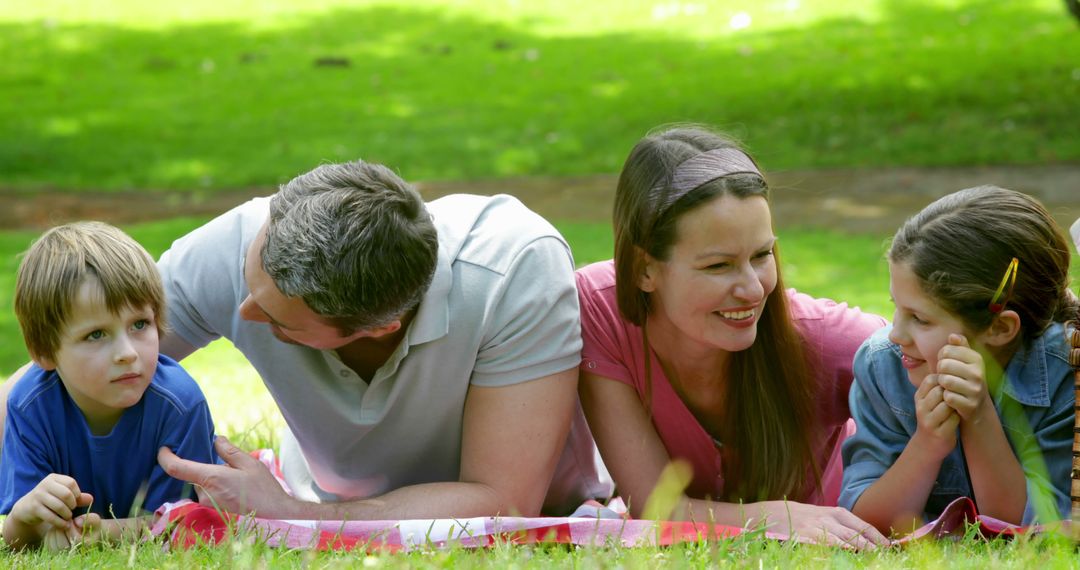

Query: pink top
[[577, 260, 886, 505]]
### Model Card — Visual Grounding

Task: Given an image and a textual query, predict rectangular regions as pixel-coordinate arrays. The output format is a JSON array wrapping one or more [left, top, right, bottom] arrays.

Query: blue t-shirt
[[840, 323, 1075, 524], [0, 354, 219, 518]]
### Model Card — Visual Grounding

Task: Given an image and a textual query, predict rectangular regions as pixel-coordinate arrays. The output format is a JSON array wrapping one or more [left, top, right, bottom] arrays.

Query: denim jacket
[[840, 323, 1075, 525]]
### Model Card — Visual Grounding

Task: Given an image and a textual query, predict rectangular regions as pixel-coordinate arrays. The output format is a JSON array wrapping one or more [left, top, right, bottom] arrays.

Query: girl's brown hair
[[889, 186, 1076, 345], [613, 126, 821, 501]]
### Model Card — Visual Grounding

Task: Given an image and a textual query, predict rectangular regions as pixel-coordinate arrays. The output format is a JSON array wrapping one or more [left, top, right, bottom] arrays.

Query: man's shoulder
[[161, 197, 268, 264], [429, 194, 569, 274]]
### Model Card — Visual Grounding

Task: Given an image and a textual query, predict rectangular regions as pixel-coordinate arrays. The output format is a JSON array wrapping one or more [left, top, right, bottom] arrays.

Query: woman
[[577, 126, 888, 546]]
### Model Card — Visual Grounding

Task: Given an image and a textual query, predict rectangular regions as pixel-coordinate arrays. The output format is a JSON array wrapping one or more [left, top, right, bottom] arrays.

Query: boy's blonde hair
[[14, 221, 167, 362]]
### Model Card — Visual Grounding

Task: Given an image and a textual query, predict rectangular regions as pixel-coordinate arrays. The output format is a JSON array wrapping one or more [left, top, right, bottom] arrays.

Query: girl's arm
[[579, 372, 886, 547], [935, 334, 1026, 524], [849, 375, 960, 535]]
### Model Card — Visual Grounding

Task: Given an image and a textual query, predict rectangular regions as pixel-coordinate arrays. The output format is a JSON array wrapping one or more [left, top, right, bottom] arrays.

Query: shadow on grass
[[0, 0, 1078, 191]]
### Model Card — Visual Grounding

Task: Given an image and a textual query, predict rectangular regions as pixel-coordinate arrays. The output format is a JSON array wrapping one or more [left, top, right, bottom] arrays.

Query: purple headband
[[654, 147, 763, 215]]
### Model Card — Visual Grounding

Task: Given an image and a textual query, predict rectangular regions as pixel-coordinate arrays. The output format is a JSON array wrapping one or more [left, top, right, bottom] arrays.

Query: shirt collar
[[999, 322, 1064, 407]]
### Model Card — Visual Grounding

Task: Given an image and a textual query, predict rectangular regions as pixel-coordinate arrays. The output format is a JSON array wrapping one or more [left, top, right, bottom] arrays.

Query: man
[[3, 159, 610, 519]]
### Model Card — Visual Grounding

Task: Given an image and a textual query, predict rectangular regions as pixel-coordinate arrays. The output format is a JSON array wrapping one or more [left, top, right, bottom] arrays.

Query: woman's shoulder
[[575, 260, 616, 295], [786, 289, 887, 348]]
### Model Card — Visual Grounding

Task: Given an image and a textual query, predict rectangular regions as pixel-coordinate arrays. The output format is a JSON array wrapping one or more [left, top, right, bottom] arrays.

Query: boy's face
[[886, 260, 977, 388], [35, 277, 159, 431]]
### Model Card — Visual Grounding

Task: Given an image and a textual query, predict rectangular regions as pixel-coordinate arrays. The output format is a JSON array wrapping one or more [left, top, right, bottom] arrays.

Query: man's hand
[[912, 374, 960, 460], [158, 436, 297, 517], [935, 334, 993, 424]]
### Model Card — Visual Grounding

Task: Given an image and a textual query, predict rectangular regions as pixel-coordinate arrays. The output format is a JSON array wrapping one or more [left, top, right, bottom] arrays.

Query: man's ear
[[979, 309, 1021, 349], [636, 247, 658, 293]]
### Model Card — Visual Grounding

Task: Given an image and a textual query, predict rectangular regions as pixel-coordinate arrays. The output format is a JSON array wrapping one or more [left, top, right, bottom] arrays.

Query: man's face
[[239, 224, 374, 350]]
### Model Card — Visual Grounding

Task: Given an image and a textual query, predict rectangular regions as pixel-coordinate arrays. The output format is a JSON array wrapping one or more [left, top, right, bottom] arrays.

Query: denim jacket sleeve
[[1010, 322, 1075, 524], [838, 330, 916, 511]]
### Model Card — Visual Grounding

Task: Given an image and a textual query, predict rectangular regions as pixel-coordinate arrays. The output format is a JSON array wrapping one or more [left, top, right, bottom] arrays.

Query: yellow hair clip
[[988, 257, 1019, 314]]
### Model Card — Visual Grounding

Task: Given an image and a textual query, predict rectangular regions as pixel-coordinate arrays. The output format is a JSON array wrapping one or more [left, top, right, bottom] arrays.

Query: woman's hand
[[747, 501, 889, 549]]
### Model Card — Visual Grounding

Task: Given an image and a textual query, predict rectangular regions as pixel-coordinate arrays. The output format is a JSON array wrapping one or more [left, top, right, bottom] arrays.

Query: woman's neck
[[644, 312, 731, 390]]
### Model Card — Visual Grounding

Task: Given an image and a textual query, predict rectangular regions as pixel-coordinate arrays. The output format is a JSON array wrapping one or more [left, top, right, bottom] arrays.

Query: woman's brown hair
[[612, 126, 821, 501]]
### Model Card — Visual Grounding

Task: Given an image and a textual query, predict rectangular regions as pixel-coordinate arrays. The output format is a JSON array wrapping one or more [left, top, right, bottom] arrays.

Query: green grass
[[1, 514, 1078, 567], [2, 219, 1080, 564], [2, 0, 1079, 192]]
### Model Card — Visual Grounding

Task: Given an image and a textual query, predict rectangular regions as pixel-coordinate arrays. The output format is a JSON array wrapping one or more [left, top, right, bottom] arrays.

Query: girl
[[578, 126, 888, 547], [840, 186, 1076, 535]]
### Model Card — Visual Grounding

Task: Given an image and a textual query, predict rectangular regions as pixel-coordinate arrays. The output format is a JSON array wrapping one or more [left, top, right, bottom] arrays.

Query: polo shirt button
[[587, 361, 596, 369], [339, 369, 350, 378]]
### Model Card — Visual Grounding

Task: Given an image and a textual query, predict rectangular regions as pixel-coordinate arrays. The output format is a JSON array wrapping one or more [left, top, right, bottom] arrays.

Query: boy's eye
[[132, 319, 149, 331], [85, 330, 105, 341]]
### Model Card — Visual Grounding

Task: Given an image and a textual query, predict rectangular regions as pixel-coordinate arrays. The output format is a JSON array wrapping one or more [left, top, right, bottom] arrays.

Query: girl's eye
[[754, 249, 774, 259], [911, 314, 928, 325]]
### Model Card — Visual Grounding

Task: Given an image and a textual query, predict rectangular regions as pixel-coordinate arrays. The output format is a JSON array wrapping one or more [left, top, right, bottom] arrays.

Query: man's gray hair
[[263, 160, 438, 333]]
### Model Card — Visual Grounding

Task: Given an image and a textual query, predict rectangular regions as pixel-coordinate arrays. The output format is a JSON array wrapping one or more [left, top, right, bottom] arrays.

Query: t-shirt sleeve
[[157, 203, 255, 352], [577, 271, 636, 386], [793, 292, 886, 424], [838, 339, 910, 511], [469, 237, 583, 386], [142, 399, 220, 513], [0, 404, 55, 514]]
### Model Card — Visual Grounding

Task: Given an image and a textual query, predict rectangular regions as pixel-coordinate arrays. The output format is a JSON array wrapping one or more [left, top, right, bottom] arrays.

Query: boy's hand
[[9, 474, 93, 530], [935, 334, 992, 423], [912, 375, 960, 460]]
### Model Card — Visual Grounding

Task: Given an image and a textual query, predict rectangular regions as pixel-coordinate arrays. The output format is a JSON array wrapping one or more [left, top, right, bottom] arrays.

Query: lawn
[[1, 0, 1079, 192]]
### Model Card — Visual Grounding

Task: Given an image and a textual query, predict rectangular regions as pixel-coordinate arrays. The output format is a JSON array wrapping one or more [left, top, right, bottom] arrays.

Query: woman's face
[[642, 194, 778, 353]]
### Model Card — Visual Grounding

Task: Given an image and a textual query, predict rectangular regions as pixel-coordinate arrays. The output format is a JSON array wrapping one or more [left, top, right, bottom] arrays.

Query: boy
[[1, 222, 219, 550]]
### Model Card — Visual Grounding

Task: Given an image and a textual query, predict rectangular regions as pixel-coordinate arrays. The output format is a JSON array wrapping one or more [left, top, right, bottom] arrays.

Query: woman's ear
[[636, 247, 658, 293], [979, 309, 1021, 349]]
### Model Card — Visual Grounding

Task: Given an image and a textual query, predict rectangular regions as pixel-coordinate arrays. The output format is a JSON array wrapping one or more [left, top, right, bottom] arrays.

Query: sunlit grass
[[2, 215, 1080, 562], [1, 0, 1078, 190]]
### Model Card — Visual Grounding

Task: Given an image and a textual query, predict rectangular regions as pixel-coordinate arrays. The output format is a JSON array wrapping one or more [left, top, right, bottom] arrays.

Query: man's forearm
[[279, 481, 515, 521]]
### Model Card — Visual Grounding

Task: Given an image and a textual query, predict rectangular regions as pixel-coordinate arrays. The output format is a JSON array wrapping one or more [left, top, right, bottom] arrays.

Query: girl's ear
[[636, 247, 658, 293], [979, 309, 1021, 348]]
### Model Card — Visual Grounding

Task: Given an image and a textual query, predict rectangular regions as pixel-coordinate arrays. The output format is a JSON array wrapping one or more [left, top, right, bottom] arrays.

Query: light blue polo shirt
[[158, 193, 611, 511]]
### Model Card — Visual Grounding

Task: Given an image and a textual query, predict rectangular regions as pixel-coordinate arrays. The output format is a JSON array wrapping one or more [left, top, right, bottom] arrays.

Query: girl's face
[[642, 194, 778, 354], [887, 259, 978, 387]]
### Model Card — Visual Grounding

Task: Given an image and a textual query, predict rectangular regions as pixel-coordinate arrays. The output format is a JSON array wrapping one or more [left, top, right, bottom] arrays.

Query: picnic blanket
[[146, 450, 1043, 551]]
